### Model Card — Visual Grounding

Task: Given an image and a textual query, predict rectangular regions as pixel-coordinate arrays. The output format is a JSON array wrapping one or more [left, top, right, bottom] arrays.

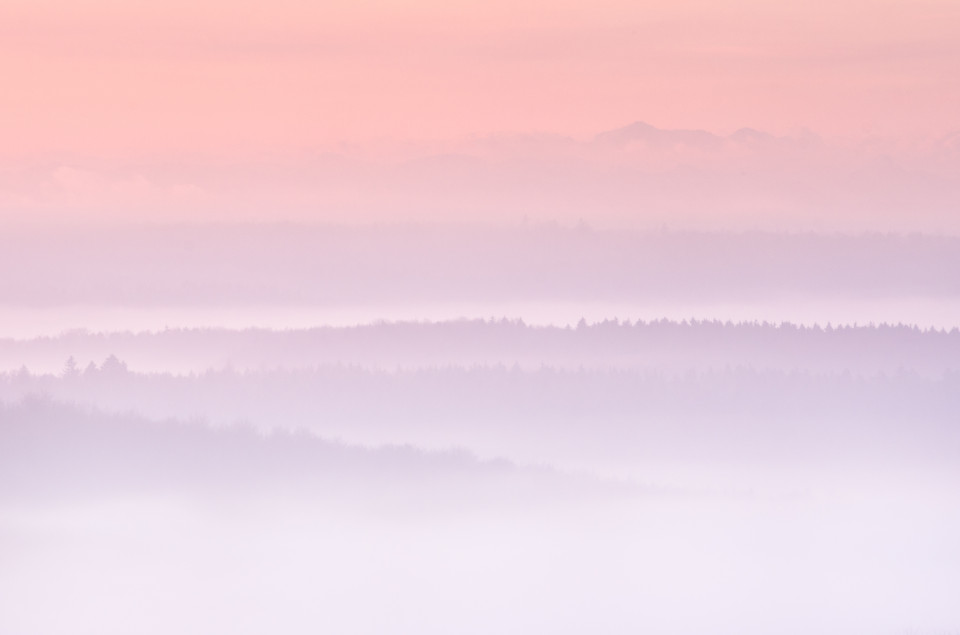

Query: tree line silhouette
[[4, 319, 958, 375], [0, 398, 615, 507], [3, 361, 957, 466]]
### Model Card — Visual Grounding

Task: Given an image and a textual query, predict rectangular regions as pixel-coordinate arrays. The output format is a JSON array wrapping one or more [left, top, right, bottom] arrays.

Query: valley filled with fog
[[2, 225, 959, 634], [5, 0, 960, 629]]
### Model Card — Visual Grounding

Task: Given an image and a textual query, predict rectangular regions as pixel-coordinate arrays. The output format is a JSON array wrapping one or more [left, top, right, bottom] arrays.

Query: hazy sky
[[2, 0, 958, 158]]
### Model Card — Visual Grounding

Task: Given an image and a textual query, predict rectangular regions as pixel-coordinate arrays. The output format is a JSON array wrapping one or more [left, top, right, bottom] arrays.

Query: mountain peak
[[594, 121, 724, 150]]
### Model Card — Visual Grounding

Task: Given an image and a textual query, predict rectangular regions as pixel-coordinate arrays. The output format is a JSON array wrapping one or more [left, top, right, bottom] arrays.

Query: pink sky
[[2, 0, 958, 158]]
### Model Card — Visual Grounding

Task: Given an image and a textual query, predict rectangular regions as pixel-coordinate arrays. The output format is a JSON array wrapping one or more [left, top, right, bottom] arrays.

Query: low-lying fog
[[2, 395, 959, 635], [2, 475, 957, 635]]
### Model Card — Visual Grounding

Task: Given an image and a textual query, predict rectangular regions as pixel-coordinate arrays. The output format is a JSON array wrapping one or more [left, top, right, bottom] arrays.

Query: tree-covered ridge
[[4, 363, 958, 467], [0, 398, 613, 506], [4, 319, 959, 375]]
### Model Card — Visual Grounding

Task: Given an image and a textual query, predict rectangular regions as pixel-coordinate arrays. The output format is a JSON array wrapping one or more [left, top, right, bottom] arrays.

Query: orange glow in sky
[[2, 0, 958, 157]]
